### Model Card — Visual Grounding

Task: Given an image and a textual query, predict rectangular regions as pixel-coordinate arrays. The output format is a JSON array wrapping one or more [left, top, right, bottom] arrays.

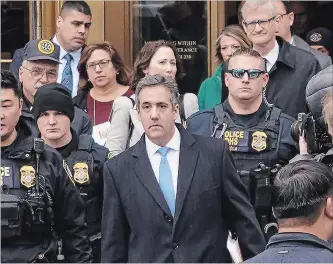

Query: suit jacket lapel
[[132, 135, 172, 216], [174, 126, 199, 224]]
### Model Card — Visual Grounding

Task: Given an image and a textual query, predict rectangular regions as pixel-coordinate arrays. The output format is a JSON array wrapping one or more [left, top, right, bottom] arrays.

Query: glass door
[[132, 1, 208, 94]]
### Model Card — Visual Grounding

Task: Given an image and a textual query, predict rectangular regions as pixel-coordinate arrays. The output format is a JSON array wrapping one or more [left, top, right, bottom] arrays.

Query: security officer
[[1, 70, 93, 263], [18, 39, 92, 136], [187, 48, 297, 238], [33, 82, 110, 262]]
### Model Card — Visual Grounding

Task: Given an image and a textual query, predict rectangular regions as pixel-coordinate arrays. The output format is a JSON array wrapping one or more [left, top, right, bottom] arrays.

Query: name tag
[[223, 130, 269, 153], [224, 130, 249, 152], [92, 121, 110, 146], [1, 166, 14, 188]]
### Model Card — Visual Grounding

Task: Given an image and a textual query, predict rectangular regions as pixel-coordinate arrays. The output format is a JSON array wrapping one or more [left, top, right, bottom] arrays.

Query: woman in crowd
[[198, 24, 252, 110], [105, 40, 199, 151], [74, 42, 133, 146]]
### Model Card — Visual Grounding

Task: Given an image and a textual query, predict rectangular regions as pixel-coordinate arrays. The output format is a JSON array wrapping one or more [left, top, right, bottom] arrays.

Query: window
[[132, 1, 208, 94]]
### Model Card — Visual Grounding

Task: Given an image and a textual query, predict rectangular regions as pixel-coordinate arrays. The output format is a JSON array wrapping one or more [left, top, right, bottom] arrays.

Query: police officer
[[1, 70, 92, 263], [187, 48, 297, 237], [245, 160, 333, 263], [18, 39, 92, 136], [33, 82, 110, 262]]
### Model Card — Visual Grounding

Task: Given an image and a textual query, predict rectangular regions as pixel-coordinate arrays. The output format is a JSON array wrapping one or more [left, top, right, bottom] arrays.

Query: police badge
[[20, 165, 36, 188], [73, 162, 90, 184], [251, 131, 267, 152]]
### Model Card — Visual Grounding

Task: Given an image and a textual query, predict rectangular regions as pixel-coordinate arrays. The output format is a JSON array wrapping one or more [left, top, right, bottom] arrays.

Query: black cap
[[33, 83, 74, 122], [306, 27, 333, 51], [23, 39, 60, 63]]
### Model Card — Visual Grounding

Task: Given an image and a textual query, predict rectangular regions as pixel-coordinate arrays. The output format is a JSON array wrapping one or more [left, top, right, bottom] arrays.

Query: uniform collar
[[55, 129, 79, 159], [267, 232, 333, 252]]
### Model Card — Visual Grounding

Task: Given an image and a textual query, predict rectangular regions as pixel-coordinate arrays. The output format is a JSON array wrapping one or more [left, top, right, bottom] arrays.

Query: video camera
[[291, 113, 332, 154]]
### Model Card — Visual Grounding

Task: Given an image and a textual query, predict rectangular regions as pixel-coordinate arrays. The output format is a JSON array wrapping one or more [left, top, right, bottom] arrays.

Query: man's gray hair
[[242, 0, 277, 18], [135, 75, 180, 108]]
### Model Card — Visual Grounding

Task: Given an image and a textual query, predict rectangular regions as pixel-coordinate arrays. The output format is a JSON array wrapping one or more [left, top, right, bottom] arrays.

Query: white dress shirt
[[259, 40, 279, 72], [145, 126, 180, 195], [52, 35, 81, 97]]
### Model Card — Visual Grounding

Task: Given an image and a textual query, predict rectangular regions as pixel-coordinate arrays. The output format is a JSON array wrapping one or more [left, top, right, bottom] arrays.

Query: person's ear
[[324, 196, 333, 219], [225, 73, 230, 88], [289, 12, 295, 27], [18, 98, 23, 116], [56, 16, 63, 30], [173, 104, 179, 121], [262, 72, 269, 88], [19, 66, 24, 83]]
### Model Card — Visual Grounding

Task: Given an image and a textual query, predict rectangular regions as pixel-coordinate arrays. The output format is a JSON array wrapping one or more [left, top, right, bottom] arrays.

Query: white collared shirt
[[52, 35, 81, 97], [145, 126, 181, 194], [290, 36, 295, 46], [261, 40, 279, 72]]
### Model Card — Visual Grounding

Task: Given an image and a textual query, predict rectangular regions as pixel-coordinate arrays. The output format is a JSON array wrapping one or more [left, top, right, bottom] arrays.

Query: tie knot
[[157, 147, 169, 157], [64, 53, 73, 62]]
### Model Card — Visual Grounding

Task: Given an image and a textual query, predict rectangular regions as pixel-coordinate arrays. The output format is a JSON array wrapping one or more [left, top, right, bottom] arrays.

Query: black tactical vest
[[212, 104, 285, 172], [64, 135, 101, 235], [1, 155, 52, 241]]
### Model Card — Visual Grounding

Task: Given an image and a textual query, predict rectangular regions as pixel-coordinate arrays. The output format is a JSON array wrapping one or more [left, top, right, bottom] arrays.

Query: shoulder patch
[[63, 160, 75, 186], [108, 152, 113, 160]]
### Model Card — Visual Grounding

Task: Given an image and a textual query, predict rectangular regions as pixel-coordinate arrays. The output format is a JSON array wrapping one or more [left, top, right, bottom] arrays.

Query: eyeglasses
[[277, 13, 289, 19], [227, 69, 266, 79], [86, 59, 111, 71], [242, 16, 276, 32], [21, 66, 57, 81]]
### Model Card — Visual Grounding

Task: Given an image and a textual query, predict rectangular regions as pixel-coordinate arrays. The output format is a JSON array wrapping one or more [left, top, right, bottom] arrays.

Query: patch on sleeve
[[63, 160, 75, 186]]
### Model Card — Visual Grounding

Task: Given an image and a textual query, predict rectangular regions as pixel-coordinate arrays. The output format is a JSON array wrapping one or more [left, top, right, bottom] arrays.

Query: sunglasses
[[227, 69, 266, 79]]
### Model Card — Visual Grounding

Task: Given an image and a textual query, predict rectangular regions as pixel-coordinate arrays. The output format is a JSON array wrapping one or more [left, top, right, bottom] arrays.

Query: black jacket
[[1, 118, 93, 263], [57, 132, 109, 237], [245, 232, 333, 263], [265, 37, 321, 118], [21, 94, 93, 136]]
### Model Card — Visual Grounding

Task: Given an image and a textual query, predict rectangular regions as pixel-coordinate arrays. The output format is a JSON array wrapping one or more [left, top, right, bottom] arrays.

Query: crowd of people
[[1, 0, 333, 263]]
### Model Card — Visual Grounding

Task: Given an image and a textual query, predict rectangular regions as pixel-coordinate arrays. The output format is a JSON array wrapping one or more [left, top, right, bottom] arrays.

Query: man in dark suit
[[101, 75, 265, 262], [9, 1, 91, 97], [245, 160, 333, 263], [241, 0, 321, 118]]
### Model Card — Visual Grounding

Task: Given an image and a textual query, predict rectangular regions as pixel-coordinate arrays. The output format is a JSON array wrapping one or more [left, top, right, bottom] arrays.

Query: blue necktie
[[157, 147, 175, 216], [61, 53, 73, 94]]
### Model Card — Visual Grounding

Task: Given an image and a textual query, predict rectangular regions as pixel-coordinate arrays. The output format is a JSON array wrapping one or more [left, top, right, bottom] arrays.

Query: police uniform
[[1, 118, 93, 263], [56, 131, 109, 263], [187, 100, 297, 236], [32, 82, 109, 263]]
